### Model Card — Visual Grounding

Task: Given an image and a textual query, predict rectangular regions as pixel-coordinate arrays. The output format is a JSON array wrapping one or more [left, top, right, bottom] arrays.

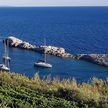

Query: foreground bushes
[[0, 71, 108, 108]]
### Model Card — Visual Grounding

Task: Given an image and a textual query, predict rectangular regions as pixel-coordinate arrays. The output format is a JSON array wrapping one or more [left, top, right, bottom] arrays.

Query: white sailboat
[[34, 39, 52, 68], [0, 64, 10, 71], [3, 39, 11, 61], [0, 39, 10, 71]]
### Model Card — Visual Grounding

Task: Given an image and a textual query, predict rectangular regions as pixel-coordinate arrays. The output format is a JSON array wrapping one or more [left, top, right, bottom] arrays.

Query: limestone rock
[[6, 36, 108, 67]]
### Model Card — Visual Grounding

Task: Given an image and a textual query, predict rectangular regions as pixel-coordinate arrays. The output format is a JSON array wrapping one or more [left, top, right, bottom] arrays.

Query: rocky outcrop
[[78, 54, 108, 67], [7, 36, 66, 56], [6, 36, 108, 67], [8, 36, 36, 49]]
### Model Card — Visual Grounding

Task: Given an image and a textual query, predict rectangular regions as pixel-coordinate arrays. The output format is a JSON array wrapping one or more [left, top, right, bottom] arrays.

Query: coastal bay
[[0, 7, 108, 82], [0, 6, 108, 108]]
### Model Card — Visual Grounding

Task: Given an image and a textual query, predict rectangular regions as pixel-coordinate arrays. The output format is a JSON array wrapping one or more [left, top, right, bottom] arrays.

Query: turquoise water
[[0, 7, 108, 82]]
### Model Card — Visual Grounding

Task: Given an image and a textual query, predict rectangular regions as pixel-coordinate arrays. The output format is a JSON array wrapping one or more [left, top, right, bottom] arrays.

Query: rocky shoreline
[[6, 36, 108, 67]]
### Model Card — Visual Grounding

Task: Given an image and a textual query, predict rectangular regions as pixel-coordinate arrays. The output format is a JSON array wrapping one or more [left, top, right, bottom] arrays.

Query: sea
[[0, 7, 108, 82]]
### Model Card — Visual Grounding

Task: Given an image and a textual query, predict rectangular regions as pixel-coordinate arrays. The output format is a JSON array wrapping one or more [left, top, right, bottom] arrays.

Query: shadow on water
[[34, 66, 52, 80]]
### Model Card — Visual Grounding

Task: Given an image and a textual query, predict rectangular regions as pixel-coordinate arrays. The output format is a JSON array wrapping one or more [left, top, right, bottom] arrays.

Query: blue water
[[0, 7, 108, 82]]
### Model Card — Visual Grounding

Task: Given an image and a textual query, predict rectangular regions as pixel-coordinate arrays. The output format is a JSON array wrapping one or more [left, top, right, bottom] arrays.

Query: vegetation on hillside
[[0, 71, 108, 108]]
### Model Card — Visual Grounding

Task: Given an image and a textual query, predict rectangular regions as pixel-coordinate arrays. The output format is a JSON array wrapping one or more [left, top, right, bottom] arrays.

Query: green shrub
[[0, 71, 107, 108]]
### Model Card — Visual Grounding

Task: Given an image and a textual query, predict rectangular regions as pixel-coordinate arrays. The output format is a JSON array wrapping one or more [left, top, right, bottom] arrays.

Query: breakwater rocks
[[74, 54, 108, 67], [7, 36, 67, 57], [7, 36, 108, 67]]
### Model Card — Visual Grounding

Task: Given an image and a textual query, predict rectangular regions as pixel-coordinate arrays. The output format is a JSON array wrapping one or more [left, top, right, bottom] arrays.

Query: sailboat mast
[[6, 39, 9, 57], [3, 39, 10, 68], [4, 40, 7, 66], [44, 38, 46, 63], [7, 39, 10, 68]]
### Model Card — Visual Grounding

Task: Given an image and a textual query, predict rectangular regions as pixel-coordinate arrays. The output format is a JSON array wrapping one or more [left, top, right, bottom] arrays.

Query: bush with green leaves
[[0, 71, 107, 108]]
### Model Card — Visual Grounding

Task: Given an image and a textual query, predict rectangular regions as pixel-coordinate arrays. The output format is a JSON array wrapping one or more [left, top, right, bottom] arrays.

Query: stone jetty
[[6, 36, 108, 67]]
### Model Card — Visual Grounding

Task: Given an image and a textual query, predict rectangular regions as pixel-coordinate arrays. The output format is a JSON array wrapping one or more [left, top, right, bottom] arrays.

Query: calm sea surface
[[0, 7, 108, 82]]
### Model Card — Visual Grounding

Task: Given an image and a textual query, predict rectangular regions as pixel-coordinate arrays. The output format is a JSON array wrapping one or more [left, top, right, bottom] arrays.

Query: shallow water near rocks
[[0, 45, 108, 82]]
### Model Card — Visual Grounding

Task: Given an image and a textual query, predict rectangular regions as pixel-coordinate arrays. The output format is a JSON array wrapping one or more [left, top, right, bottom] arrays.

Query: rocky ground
[[6, 36, 108, 67]]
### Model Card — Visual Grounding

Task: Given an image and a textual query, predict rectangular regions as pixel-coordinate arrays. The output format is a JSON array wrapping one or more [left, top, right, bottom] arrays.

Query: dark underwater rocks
[[7, 36, 108, 67]]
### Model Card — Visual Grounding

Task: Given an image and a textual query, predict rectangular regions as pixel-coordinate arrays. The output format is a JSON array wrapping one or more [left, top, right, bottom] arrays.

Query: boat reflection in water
[[34, 66, 52, 80]]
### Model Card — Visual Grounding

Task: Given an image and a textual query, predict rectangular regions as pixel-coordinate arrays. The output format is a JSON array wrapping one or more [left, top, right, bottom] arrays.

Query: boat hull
[[34, 62, 52, 68], [0, 64, 10, 71], [3, 56, 11, 61]]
